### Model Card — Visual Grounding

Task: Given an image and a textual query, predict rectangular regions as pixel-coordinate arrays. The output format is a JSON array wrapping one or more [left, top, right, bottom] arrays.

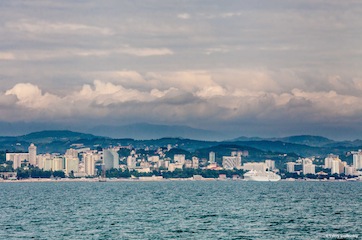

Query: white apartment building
[[7, 153, 29, 169], [324, 154, 339, 169], [352, 150, 362, 170], [286, 162, 296, 173], [243, 162, 267, 172], [209, 152, 215, 164], [265, 160, 275, 170], [303, 158, 315, 175], [222, 155, 242, 170], [174, 154, 186, 165], [28, 143, 37, 166]]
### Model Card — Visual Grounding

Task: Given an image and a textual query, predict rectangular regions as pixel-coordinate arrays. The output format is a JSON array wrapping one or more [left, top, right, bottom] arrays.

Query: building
[[209, 152, 215, 164], [331, 159, 345, 175], [83, 153, 95, 176], [103, 149, 119, 170], [345, 165, 356, 176], [222, 155, 242, 170], [52, 157, 64, 171], [324, 154, 339, 169], [192, 157, 199, 169], [65, 148, 79, 158], [127, 156, 136, 169], [168, 163, 183, 172], [174, 154, 185, 165], [65, 156, 79, 175], [352, 150, 362, 170], [7, 153, 29, 169], [265, 160, 275, 170], [302, 158, 315, 175], [286, 162, 295, 173], [148, 156, 160, 163], [243, 162, 266, 172], [28, 143, 37, 166]]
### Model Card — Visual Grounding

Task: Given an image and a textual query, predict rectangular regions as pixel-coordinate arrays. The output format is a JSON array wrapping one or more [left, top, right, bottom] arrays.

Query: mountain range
[[0, 130, 361, 165]]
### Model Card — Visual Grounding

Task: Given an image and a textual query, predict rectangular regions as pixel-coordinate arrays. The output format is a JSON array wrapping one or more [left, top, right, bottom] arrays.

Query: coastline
[[0, 178, 361, 183]]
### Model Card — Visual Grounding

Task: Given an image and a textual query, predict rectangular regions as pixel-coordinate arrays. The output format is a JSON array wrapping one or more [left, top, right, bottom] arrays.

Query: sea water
[[0, 181, 361, 239]]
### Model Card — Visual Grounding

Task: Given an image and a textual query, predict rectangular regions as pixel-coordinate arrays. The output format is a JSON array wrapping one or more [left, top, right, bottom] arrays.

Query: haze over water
[[0, 181, 361, 239]]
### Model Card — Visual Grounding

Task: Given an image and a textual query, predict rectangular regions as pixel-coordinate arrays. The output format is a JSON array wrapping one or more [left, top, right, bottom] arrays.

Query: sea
[[0, 181, 361, 240]]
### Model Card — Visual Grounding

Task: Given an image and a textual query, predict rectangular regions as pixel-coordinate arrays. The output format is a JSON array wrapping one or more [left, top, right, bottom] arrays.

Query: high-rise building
[[174, 154, 185, 165], [352, 150, 362, 170], [6, 153, 29, 169], [127, 156, 136, 169], [222, 155, 242, 170], [331, 159, 344, 175], [103, 149, 119, 170], [192, 157, 199, 169], [243, 162, 266, 172], [84, 153, 95, 176], [28, 143, 37, 166], [265, 160, 275, 170], [286, 162, 295, 173], [324, 154, 339, 169], [65, 156, 79, 175], [303, 158, 315, 175], [209, 152, 215, 164], [345, 165, 355, 176], [52, 157, 64, 171]]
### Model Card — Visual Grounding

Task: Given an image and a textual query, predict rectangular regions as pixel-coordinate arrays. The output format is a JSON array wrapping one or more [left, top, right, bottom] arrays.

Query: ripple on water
[[0, 181, 361, 239]]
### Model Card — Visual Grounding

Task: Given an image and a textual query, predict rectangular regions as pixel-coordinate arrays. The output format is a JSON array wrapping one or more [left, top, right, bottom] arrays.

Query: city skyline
[[1, 1, 362, 139]]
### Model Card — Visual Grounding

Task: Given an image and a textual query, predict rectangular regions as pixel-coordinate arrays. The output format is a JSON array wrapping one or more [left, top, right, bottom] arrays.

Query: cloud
[[117, 46, 174, 57], [0, 52, 16, 60], [2, 69, 362, 127], [5, 83, 60, 109], [177, 13, 191, 19], [6, 19, 114, 36]]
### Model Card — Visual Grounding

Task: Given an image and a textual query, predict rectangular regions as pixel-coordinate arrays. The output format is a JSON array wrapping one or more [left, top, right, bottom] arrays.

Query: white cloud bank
[[3, 70, 362, 131]]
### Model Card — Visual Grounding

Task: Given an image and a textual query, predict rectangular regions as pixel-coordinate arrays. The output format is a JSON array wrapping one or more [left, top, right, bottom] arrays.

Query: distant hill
[[88, 123, 226, 140], [19, 130, 98, 144], [278, 135, 335, 147], [232, 135, 335, 147]]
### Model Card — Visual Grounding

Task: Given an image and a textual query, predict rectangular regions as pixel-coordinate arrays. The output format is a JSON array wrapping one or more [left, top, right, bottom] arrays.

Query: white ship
[[243, 170, 281, 182]]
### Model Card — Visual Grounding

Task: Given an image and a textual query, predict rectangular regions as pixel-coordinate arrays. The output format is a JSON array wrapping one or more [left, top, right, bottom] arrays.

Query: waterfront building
[[83, 153, 95, 176], [192, 157, 199, 169], [222, 155, 242, 170], [168, 163, 183, 172], [345, 165, 356, 176], [302, 158, 315, 175], [303, 164, 315, 175], [243, 162, 267, 172], [28, 143, 37, 166], [148, 156, 160, 163], [331, 159, 345, 175], [103, 148, 119, 170], [286, 162, 295, 173], [44, 157, 53, 171], [127, 156, 136, 169], [324, 154, 339, 169], [65, 148, 79, 158], [209, 152, 215, 164], [65, 156, 79, 175], [174, 154, 185, 165], [352, 150, 362, 170], [265, 160, 275, 170], [52, 157, 64, 171], [184, 160, 193, 168], [7, 153, 29, 169]]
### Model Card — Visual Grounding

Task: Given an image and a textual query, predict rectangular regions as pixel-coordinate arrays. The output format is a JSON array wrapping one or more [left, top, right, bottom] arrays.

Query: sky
[[1, 0, 362, 139]]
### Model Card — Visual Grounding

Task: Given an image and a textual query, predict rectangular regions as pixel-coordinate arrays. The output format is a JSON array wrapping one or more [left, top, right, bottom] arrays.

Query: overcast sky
[[1, 0, 362, 139]]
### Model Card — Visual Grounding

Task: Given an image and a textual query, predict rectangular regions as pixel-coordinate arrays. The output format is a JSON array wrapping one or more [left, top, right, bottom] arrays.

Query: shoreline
[[0, 178, 361, 183]]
